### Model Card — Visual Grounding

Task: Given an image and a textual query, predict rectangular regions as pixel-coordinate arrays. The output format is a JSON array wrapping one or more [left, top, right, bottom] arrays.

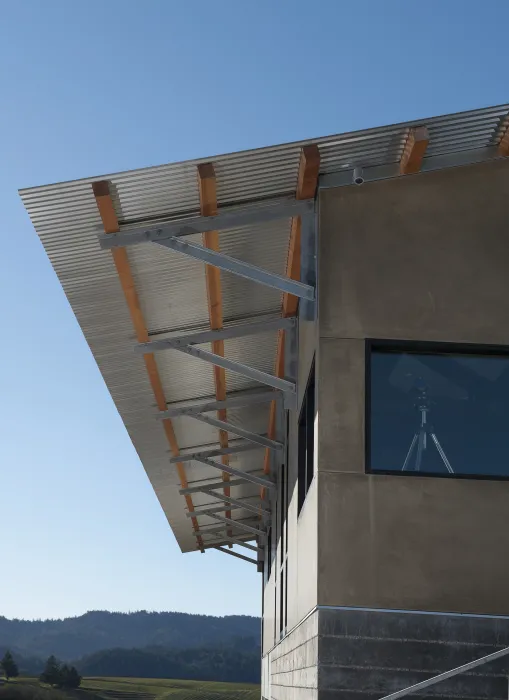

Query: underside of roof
[[19, 103, 509, 558]]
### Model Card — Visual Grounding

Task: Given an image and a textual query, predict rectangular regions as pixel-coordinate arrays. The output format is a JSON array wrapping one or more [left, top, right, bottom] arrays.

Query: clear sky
[[1, 0, 508, 621]]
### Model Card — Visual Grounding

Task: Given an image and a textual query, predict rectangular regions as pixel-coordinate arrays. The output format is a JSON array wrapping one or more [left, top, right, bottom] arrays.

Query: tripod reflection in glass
[[401, 385, 454, 473]]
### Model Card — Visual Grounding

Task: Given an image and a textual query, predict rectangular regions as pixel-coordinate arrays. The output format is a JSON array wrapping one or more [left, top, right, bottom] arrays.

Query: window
[[278, 412, 289, 638], [368, 341, 509, 479], [298, 361, 315, 512]]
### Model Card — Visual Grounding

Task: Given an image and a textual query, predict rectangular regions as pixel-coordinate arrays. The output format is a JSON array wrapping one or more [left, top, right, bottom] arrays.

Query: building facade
[[262, 158, 509, 699], [21, 103, 509, 700]]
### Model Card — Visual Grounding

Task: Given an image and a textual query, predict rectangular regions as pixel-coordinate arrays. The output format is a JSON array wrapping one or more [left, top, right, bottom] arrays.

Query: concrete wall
[[317, 607, 509, 700], [262, 609, 319, 700], [317, 160, 509, 615], [262, 309, 318, 654]]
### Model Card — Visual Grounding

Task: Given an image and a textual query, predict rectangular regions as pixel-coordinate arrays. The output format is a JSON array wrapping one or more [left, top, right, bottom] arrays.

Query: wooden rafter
[[399, 126, 429, 175], [92, 181, 203, 550], [197, 164, 233, 540], [497, 122, 509, 156], [262, 145, 321, 486]]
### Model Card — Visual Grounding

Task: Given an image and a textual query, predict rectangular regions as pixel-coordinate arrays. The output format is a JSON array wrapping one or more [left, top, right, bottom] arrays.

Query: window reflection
[[369, 344, 509, 478]]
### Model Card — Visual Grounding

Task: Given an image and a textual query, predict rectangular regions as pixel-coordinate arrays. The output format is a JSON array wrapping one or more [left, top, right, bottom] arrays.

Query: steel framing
[[206, 511, 265, 537], [194, 522, 264, 539], [190, 413, 282, 451], [162, 389, 279, 418], [202, 536, 261, 553], [200, 489, 270, 515], [170, 343, 296, 395], [214, 546, 257, 565], [94, 168, 316, 550], [192, 454, 276, 489], [170, 442, 260, 464], [187, 503, 244, 518], [179, 474, 264, 494], [98, 196, 314, 248], [137, 317, 295, 353], [187, 497, 266, 519], [157, 237, 314, 300]]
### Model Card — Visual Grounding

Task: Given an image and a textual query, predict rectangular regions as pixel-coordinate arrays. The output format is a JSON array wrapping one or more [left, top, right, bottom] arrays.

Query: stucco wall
[[317, 160, 509, 614]]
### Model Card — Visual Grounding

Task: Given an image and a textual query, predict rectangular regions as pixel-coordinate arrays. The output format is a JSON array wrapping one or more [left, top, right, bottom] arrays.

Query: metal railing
[[379, 645, 509, 700]]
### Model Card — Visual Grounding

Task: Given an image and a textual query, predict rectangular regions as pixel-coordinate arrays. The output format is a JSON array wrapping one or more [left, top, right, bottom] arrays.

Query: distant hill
[[0, 611, 260, 661], [76, 646, 260, 684]]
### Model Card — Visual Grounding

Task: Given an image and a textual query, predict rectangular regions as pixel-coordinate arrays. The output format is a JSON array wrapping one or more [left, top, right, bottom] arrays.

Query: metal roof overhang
[[19, 103, 509, 562]]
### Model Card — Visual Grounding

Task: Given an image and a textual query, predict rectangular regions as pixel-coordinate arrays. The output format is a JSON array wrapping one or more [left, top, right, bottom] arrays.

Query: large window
[[298, 361, 315, 511], [368, 341, 509, 479]]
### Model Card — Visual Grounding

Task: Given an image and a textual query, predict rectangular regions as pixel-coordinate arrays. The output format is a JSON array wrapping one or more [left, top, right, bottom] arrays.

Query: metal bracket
[[136, 317, 295, 353], [170, 442, 261, 464], [165, 343, 296, 396], [206, 511, 265, 537], [202, 536, 262, 554], [190, 413, 282, 451], [187, 495, 269, 519], [201, 489, 271, 515], [192, 455, 276, 489], [162, 390, 280, 418], [179, 474, 265, 495], [157, 238, 314, 300], [214, 546, 257, 565], [193, 522, 264, 539], [98, 197, 314, 248]]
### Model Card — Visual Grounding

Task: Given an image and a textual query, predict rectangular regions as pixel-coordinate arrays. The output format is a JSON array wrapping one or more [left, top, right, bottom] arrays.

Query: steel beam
[[203, 536, 261, 553], [187, 504, 241, 518], [194, 521, 265, 539], [179, 475, 263, 494], [98, 197, 314, 249], [136, 317, 295, 353], [157, 237, 315, 300], [214, 546, 257, 565], [173, 343, 296, 395], [170, 442, 260, 464], [191, 413, 282, 451], [162, 390, 280, 418], [206, 511, 264, 537], [193, 454, 276, 489], [378, 644, 509, 700], [187, 499, 263, 519], [201, 490, 271, 515]]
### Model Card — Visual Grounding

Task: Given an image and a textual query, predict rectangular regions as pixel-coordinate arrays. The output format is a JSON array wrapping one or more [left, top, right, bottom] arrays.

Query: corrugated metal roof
[[19, 102, 509, 554]]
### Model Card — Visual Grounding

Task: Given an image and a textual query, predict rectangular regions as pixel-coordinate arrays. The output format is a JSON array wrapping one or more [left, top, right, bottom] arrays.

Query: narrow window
[[298, 361, 316, 512]]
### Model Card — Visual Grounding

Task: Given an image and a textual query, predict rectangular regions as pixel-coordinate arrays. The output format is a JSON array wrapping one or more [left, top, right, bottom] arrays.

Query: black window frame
[[365, 338, 509, 482], [277, 411, 290, 639], [298, 359, 316, 513]]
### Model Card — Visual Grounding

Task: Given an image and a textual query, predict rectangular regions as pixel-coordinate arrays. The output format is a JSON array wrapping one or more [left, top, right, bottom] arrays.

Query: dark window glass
[[266, 527, 272, 579], [298, 361, 316, 512], [369, 343, 509, 478], [279, 566, 285, 638]]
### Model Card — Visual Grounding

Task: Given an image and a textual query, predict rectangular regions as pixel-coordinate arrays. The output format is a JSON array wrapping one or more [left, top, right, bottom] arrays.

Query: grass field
[[82, 676, 259, 700], [6, 678, 260, 700]]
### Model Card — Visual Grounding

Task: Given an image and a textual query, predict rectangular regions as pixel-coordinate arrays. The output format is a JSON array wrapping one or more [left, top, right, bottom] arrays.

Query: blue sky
[[1, 0, 508, 621]]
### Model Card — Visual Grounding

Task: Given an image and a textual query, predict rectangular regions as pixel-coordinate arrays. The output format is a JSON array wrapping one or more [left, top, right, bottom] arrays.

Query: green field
[[82, 676, 259, 700], [4, 678, 259, 700]]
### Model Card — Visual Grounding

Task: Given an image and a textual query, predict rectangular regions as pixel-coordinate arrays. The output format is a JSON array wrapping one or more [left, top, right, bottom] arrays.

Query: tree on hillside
[[0, 651, 19, 680], [39, 656, 61, 686], [59, 664, 82, 689]]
